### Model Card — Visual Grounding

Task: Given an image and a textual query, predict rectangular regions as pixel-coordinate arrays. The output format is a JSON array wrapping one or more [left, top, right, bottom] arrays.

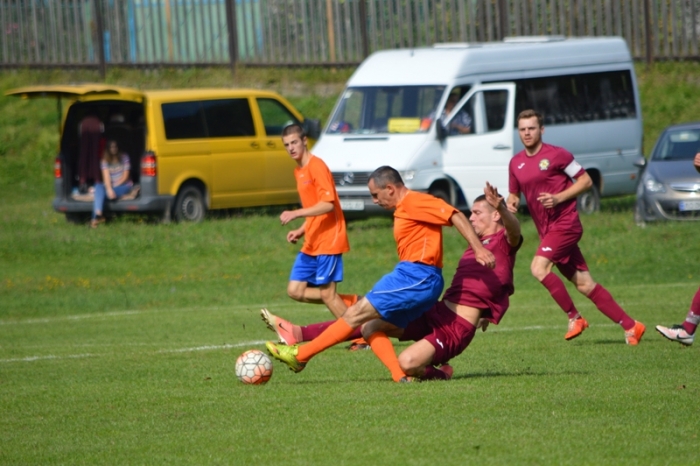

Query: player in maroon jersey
[[262, 182, 523, 380], [507, 109, 645, 345], [655, 153, 700, 346]]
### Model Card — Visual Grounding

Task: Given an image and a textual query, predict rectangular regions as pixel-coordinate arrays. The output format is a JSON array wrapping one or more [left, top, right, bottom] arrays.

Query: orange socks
[[339, 293, 359, 308], [367, 332, 406, 382], [297, 318, 355, 362]]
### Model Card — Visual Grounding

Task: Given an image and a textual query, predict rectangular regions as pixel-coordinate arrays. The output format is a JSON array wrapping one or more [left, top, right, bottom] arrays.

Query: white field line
[[0, 340, 267, 364]]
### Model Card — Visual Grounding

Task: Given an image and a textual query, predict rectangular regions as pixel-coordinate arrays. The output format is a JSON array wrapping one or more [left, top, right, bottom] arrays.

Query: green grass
[[2, 64, 700, 464]]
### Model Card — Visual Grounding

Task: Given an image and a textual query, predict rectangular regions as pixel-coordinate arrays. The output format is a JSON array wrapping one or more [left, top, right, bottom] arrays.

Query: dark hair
[[369, 166, 404, 188], [517, 109, 544, 127], [102, 139, 121, 165], [282, 123, 306, 138]]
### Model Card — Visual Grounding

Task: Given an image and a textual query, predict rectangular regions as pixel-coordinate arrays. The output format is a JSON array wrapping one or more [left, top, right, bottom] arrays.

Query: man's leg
[[361, 319, 408, 382], [655, 285, 700, 345], [568, 268, 644, 345]]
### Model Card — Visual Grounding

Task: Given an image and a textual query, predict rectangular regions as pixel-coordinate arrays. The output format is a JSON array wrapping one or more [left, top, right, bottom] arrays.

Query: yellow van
[[6, 85, 320, 222]]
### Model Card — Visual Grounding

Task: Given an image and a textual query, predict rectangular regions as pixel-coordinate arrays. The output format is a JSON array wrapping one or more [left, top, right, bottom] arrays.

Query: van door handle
[[493, 144, 510, 150], [266, 141, 276, 148], [251, 142, 260, 149]]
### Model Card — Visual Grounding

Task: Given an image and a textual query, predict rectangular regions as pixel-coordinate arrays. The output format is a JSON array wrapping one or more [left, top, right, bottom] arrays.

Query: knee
[[530, 263, 548, 281], [286, 284, 304, 302], [577, 281, 596, 296], [398, 352, 421, 375]]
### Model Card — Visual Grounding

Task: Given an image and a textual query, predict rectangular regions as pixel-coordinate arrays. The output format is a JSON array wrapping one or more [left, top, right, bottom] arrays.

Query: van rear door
[[442, 83, 516, 208]]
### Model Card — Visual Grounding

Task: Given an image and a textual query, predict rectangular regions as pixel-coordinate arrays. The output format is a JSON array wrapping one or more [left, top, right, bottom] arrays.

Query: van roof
[[347, 37, 633, 86]]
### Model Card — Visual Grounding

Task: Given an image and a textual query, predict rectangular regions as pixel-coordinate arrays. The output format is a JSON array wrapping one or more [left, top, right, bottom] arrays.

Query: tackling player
[[507, 109, 645, 345], [266, 166, 496, 382]]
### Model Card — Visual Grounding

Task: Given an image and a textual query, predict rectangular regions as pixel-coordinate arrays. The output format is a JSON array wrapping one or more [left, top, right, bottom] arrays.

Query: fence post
[[93, 0, 106, 79], [644, 0, 654, 67], [359, 0, 369, 59], [497, 0, 509, 40], [225, 0, 238, 76]]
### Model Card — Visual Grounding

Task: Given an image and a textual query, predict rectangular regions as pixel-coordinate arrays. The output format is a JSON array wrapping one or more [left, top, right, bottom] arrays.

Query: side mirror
[[633, 156, 647, 169], [304, 118, 322, 140], [436, 118, 447, 141]]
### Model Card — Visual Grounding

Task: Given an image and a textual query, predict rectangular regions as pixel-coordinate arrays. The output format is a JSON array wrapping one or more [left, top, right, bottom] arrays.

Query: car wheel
[[634, 198, 647, 227], [173, 185, 206, 222], [577, 183, 600, 214]]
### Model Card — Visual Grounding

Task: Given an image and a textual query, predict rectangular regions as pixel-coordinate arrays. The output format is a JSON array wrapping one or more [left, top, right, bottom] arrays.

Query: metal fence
[[1, 0, 699, 72]]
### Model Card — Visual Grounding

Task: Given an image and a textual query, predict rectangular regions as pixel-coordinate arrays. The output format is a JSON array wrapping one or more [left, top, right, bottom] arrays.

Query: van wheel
[[173, 185, 206, 222], [577, 184, 600, 214], [429, 188, 451, 204]]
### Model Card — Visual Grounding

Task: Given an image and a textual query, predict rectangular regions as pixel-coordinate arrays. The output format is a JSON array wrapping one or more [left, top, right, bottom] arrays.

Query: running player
[[277, 124, 358, 320], [655, 153, 700, 346], [507, 109, 645, 345], [265, 166, 496, 382], [263, 182, 522, 381]]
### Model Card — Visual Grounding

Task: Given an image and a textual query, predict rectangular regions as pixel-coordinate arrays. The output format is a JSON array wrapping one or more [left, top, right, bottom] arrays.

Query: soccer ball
[[235, 349, 273, 385]]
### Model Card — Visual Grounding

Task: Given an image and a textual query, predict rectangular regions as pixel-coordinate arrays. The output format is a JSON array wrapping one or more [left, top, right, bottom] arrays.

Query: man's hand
[[474, 247, 496, 269], [536, 192, 560, 209], [286, 228, 304, 244], [694, 152, 700, 173], [279, 210, 299, 225], [506, 193, 520, 213], [484, 182, 504, 210], [477, 318, 490, 332]]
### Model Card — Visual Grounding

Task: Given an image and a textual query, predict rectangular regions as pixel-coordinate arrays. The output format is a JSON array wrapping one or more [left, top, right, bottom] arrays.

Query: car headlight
[[642, 173, 665, 193], [400, 170, 416, 181]]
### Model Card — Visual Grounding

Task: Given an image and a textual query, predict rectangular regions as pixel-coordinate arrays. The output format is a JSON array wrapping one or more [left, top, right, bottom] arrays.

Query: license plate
[[340, 200, 365, 211], [679, 200, 700, 211]]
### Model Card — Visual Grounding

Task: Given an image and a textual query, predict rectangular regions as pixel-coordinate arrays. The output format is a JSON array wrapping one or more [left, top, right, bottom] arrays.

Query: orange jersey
[[393, 191, 457, 268], [295, 155, 349, 255]]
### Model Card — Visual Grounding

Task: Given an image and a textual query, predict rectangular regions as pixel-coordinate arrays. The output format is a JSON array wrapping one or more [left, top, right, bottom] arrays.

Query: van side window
[[258, 98, 299, 136], [162, 101, 207, 139], [497, 70, 637, 126], [484, 90, 508, 131], [203, 99, 255, 137]]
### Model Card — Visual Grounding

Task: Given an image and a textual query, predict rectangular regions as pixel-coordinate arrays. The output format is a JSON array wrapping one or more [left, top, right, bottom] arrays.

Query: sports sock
[[296, 318, 355, 362], [682, 287, 700, 335], [301, 320, 362, 342], [588, 283, 635, 330], [422, 365, 449, 380], [541, 272, 579, 319], [339, 293, 359, 308], [367, 332, 405, 382]]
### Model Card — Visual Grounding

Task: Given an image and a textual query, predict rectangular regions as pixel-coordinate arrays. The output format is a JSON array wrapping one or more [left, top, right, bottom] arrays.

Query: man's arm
[[485, 182, 521, 247], [450, 211, 496, 269], [694, 153, 700, 174], [536, 171, 593, 209], [506, 192, 521, 213], [280, 201, 334, 225]]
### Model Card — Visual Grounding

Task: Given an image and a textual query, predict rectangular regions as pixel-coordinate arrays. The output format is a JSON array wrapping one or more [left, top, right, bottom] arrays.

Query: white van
[[313, 36, 643, 214]]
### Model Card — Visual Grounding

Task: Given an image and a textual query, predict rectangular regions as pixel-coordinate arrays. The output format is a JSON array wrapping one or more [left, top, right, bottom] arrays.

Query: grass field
[[1, 64, 700, 465]]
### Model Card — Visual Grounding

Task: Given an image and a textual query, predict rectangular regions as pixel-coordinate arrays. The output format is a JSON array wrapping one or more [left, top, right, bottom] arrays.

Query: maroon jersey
[[509, 143, 586, 238], [442, 228, 522, 324]]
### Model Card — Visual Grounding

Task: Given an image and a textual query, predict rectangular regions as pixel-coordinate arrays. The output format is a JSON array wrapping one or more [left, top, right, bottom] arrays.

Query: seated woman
[[91, 140, 134, 228]]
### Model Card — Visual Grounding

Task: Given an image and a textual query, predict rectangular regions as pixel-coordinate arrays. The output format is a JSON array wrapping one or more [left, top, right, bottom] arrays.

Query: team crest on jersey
[[482, 239, 490, 245], [539, 159, 550, 171]]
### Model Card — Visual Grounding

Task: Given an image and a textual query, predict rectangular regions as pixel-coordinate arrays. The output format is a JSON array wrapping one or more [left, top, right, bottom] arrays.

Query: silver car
[[635, 122, 700, 223]]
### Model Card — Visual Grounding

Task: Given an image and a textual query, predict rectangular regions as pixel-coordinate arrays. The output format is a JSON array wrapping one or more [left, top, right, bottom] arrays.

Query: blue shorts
[[365, 261, 444, 329], [289, 252, 344, 286]]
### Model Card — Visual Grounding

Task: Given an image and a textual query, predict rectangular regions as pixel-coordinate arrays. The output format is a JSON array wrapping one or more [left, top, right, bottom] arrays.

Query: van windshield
[[327, 85, 446, 135]]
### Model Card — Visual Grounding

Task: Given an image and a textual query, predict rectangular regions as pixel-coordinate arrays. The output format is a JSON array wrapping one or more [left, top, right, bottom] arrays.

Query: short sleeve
[[310, 158, 336, 203], [508, 159, 520, 194]]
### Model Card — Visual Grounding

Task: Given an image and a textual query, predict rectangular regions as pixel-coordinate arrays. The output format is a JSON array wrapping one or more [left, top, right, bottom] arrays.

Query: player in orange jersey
[[266, 166, 495, 382], [276, 124, 358, 321]]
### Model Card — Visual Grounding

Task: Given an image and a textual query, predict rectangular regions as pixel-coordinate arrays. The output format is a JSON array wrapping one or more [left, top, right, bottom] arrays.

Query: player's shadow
[[451, 369, 589, 381]]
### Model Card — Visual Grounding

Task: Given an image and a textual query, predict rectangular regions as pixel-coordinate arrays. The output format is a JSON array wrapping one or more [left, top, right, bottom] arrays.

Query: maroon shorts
[[400, 301, 476, 365], [536, 229, 589, 280]]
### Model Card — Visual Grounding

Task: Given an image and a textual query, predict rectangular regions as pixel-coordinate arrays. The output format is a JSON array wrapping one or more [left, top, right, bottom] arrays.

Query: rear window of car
[[653, 129, 700, 161], [162, 98, 255, 139]]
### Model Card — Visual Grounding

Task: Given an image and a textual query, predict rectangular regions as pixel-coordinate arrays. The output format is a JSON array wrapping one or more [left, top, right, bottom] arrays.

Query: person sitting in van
[[91, 140, 135, 228], [424, 92, 472, 135]]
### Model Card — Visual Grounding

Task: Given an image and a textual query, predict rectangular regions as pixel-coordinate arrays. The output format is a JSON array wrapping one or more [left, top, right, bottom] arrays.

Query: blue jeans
[[93, 182, 133, 219]]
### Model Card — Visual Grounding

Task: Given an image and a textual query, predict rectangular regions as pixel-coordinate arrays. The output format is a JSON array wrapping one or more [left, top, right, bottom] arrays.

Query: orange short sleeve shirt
[[295, 155, 349, 255], [392, 191, 457, 268]]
